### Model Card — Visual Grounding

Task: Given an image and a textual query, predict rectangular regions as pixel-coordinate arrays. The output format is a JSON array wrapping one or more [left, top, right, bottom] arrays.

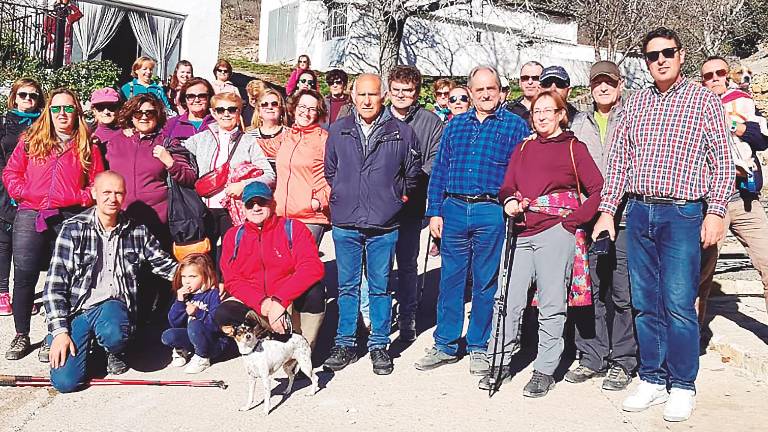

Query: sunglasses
[[260, 101, 279, 108], [541, 78, 569, 89], [299, 78, 315, 86], [644, 47, 680, 62], [216, 68, 231, 74], [214, 106, 238, 115], [702, 68, 728, 81], [132, 109, 157, 119], [435, 91, 450, 97], [50, 105, 75, 114], [17, 91, 38, 100], [297, 104, 318, 114], [244, 197, 270, 209], [330, 80, 344, 86], [92, 103, 119, 112], [449, 95, 469, 103], [520, 75, 540, 83], [185, 92, 209, 101]]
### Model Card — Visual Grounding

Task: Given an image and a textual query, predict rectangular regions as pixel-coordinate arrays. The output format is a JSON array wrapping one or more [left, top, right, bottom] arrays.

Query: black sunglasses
[[520, 75, 540, 82], [644, 47, 680, 62], [299, 78, 315, 86], [185, 92, 209, 101], [541, 78, 569, 89], [216, 68, 231, 74], [329, 80, 344, 86], [244, 197, 270, 209], [132, 109, 157, 119], [214, 106, 238, 114], [92, 103, 119, 112], [702, 69, 727, 81], [260, 101, 279, 108], [17, 91, 39, 100], [449, 95, 469, 103]]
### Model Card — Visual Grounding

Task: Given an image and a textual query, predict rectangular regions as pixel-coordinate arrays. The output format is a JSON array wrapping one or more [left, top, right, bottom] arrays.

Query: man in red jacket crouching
[[214, 181, 325, 345]]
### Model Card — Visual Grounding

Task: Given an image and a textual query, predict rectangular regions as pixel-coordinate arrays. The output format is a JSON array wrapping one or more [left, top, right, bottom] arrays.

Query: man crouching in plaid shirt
[[42, 171, 178, 393], [592, 28, 734, 422]]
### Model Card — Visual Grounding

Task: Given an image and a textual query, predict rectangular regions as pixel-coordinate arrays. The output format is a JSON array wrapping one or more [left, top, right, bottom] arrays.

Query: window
[[323, 3, 348, 41]]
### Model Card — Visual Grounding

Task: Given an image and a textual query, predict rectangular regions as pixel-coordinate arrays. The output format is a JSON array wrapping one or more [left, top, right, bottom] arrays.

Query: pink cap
[[90, 88, 120, 105]]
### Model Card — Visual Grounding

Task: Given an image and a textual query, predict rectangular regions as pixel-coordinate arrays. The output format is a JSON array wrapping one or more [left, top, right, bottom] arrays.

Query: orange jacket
[[272, 124, 331, 225]]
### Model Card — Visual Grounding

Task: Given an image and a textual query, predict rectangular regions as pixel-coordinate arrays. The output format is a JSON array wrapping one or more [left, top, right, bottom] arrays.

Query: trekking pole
[[488, 219, 517, 398], [417, 232, 433, 306], [0, 374, 228, 389]]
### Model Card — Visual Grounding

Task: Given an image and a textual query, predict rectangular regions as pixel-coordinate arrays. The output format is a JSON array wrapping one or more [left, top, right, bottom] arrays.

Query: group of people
[[0, 25, 765, 424]]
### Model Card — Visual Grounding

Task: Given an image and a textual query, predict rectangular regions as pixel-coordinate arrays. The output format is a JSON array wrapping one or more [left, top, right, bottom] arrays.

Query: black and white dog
[[226, 323, 318, 415]]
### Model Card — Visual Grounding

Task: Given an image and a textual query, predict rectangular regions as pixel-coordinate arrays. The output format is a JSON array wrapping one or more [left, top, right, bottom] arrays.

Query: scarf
[[11, 109, 41, 125]]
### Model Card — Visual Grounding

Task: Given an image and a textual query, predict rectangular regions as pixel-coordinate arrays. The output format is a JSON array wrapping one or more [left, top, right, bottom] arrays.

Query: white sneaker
[[622, 380, 669, 412], [663, 388, 696, 422], [183, 355, 211, 374], [170, 349, 189, 367]]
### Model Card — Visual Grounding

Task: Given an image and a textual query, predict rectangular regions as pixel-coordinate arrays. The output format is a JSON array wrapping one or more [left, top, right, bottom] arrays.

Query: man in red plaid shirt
[[592, 27, 734, 423]]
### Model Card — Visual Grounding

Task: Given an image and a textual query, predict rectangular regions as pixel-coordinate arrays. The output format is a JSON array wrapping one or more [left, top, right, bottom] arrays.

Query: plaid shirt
[[43, 208, 178, 336], [426, 106, 529, 216], [599, 78, 734, 217]]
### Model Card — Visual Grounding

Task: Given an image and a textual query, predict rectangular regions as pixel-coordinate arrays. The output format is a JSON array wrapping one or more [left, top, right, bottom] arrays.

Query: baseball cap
[[590, 61, 621, 82], [241, 181, 273, 204], [90, 87, 120, 105], [540, 66, 571, 87]]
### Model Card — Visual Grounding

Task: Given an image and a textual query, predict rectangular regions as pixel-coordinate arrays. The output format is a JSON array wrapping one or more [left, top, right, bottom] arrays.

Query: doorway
[[100, 16, 138, 84]]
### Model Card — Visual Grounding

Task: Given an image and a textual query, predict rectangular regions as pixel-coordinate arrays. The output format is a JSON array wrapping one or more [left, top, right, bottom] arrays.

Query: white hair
[[351, 73, 387, 97], [467, 65, 501, 89]]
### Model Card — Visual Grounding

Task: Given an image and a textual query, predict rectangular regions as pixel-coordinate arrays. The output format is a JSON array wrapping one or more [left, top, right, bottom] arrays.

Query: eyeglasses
[[50, 105, 75, 114], [520, 75, 540, 83], [244, 197, 270, 209], [297, 104, 318, 114], [390, 87, 416, 96], [216, 68, 231, 74], [702, 68, 728, 81], [17, 92, 38, 100], [299, 78, 315, 86], [260, 101, 279, 108], [92, 103, 119, 112], [214, 106, 239, 115], [449, 95, 469, 103], [435, 91, 450, 97], [132, 109, 157, 120], [532, 107, 562, 117], [541, 78, 569, 89], [644, 47, 680, 62], [185, 92, 209, 101], [329, 80, 344, 86]]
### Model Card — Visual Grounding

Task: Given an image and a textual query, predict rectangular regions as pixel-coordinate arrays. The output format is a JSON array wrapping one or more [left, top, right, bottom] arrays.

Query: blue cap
[[540, 66, 571, 87], [241, 181, 273, 203]]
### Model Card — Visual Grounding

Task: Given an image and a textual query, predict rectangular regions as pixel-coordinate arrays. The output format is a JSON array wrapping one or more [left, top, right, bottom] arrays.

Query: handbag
[[194, 131, 244, 198], [568, 139, 593, 307]]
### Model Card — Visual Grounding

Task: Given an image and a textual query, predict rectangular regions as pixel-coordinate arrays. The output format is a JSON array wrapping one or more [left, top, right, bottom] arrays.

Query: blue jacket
[[120, 79, 172, 110], [325, 110, 422, 230], [168, 288, 222, 335]]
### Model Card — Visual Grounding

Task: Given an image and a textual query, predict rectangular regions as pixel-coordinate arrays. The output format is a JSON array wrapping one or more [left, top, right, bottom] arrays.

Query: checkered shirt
[[599, 78, 735, 217], [426, 106, 529, 216]]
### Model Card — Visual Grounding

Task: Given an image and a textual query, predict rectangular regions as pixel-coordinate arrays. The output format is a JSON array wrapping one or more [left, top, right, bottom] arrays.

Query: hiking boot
[[414, 347, 458, 371], [106, 352, 129, 375], [0, 292, 11, 316], [523, 370, 556, 398], [602, 363, 632, 391], [370, 348, 393, 375], [663, 388, 696, 422], [170, 348, 191, 367], [38, 337, 51, 363], [564, 364, 606, 383], [468, 351, 490, 376], [184, 355, 211, 374], [397, 318, 416, 343], [323, 345, 358, 371], [477, 366, 512, 390], [622, 380, 668, 412], [5, 334, 30, 360]]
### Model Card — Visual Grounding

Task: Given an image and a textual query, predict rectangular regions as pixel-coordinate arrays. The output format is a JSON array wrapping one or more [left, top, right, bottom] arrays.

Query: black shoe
[[478, 366, 512, 391], [38, 337, 51, 363], [5, 334, 30, 360], [323, 345, 358, 372], [564, 364, 606, 383], [397, 318, 416, 343], [107, 352, 129, 375], [370, 348, 393, 375], [523, 370, 556, 398], [602, 363, 632, 391]]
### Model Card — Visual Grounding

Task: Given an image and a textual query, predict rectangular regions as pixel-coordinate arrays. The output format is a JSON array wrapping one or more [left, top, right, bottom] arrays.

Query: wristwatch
[[730, 119, 739, 133]]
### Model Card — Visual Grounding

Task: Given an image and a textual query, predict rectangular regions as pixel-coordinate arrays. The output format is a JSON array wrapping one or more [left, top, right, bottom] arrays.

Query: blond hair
[[131, 56, 156, 78], [249, 89, 286, 130], [210, 92, 243, 110]]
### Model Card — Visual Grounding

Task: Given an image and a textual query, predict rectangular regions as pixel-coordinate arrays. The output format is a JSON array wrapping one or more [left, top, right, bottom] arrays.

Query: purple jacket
[[105, 133, 196, 225], [162, 113, 215, 142], [93, 123, 122, 149]]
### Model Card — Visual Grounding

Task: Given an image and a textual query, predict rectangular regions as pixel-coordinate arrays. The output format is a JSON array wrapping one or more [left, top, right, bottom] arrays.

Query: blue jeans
[[161, 319, 228, 359], [433, 198, 504, 356], [49, 300, 131, 393], [332, 226, 398, 350], [626, 199, 703, 391]]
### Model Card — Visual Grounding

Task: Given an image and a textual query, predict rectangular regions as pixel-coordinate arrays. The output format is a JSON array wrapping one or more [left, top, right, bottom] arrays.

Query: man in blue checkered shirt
[[415, 65, 529, 374]]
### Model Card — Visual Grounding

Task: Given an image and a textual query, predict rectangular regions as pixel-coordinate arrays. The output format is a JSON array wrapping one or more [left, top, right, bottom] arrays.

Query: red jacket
[[3, 140, 105, 210], [220, 215, 324, 314]]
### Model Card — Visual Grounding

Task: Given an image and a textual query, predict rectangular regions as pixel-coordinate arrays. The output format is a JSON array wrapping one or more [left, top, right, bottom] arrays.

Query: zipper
[[284, 133, 301, 217], [45, 150, 63, 209], [258, 228, 268, 301]]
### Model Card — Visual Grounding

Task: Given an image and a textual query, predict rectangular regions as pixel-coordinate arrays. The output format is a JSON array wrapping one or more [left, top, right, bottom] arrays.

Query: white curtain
[[128, 11, 183, 80], [72, 2, 125, 60]]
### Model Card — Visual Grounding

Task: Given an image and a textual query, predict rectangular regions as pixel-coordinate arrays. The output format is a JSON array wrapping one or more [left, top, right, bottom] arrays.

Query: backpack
[[230, 219, 293, 262], [164, 139, 208, 245]]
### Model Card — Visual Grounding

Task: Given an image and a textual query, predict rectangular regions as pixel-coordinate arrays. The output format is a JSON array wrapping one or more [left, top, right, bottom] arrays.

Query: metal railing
[[0, 1, 63, 68]]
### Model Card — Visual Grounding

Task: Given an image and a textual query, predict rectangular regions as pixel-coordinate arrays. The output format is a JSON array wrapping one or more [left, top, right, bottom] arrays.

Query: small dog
[[729, 63, 754, 92], [226, 323, 318, 415]]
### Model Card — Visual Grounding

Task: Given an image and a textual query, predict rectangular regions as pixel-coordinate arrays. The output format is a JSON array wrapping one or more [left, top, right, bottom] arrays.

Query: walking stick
[[417, 233, 433, 306], [488, 219, 518, 398], [0, 374, 228, 389]]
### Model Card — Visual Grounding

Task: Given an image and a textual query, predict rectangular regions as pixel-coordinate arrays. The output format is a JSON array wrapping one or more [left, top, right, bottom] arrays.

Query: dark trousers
[[160, 319, 229, 359], [573, 228, 638, 372], [205, 208, 232, 275], [0, 220, 11, 294]]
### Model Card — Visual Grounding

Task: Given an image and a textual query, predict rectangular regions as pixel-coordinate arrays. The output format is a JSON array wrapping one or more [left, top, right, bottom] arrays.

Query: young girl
[[161, 254, 229, 374]]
